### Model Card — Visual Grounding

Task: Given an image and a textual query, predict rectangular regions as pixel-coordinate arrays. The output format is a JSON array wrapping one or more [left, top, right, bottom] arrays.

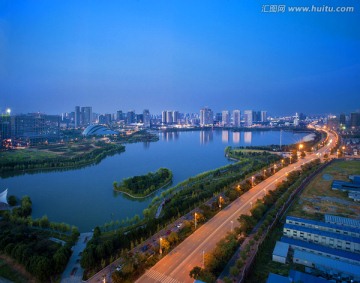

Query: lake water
[[0, 130, 307, 232]]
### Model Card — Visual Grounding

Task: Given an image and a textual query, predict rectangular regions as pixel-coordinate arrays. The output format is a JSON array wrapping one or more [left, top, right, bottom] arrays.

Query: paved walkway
[[61, 232, 93, 283]]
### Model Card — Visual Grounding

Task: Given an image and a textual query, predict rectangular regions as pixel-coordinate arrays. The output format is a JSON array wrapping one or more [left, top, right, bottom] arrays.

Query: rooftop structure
[[272, 241, 289, 264], [266, 270, 331, 283], [0, 189, 8, 204], [281, 236, 360, 265], [82, 125, 117, 136], [293, 250, 360, 280], [286, 216, 360, 238], [284, 223, 360, 253]]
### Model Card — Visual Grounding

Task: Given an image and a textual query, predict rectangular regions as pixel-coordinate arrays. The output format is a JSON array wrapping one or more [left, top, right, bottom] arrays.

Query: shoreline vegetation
[[113, 168, 173, 198], [0, 129, 159, 177], [0, 141, 125, 177]]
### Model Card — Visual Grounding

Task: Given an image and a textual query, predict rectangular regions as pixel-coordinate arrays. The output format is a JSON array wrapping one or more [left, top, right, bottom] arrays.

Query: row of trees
[[190, 159, 322, 283]]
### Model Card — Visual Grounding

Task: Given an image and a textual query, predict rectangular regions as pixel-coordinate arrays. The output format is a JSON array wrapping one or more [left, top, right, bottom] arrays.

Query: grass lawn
[[289, 160, 360, 219]]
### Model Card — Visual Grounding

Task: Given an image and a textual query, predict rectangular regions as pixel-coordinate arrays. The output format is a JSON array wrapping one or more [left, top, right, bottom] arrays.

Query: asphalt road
[[135, 129, 336, 283]]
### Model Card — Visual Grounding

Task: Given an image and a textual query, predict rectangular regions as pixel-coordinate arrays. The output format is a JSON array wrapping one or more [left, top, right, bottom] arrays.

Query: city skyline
[[1, 1, 360, 116]]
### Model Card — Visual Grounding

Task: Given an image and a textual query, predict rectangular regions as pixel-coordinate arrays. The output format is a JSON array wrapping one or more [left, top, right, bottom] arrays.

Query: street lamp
[[194, 212, 197, 230], [289, 155, 292, 164], [250, 201, 253, 208], [231, 220, 234, 232], [203, 250, 205, 268], [281, 159, 284, 167], [159, 237, 162, 254], [219, 196, 223, 209], [236, 184, 241, 191], [251, 176, 255, 187], [263, 169, 266, 178]]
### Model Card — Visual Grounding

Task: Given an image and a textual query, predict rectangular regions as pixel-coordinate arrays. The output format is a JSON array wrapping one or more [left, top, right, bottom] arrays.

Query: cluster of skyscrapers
[[200, 107, 267, 127]]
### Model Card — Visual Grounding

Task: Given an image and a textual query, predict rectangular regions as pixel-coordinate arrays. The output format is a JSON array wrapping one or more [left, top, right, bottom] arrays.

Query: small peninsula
[[113, 168, 172, 198]]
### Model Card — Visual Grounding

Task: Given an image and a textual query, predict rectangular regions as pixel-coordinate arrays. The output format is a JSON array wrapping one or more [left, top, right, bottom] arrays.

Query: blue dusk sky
[[0, 0, 359, 116]]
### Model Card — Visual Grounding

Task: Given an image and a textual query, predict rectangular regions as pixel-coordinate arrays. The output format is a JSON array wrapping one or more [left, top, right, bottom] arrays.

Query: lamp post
[[194, 212, 197, 230], [203, 250, 205, 268], [159, 237, 162, 254], [263, 169, 266, 178], [251, 176, 255, 187], [219, 196, 223, 209], [231, 220, 234, 232]]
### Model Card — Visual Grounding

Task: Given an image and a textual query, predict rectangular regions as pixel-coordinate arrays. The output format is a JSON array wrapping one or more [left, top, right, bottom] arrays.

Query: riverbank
[[0, 141, 125, 177]]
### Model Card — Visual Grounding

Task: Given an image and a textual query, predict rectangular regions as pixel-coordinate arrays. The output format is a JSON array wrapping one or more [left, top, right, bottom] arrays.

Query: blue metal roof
[[266, 273, 290, 283], [273, 241, 289, 258], [332, 180, 360, 192], [286, 216, 360, 235], [284, 223, 360, 244], [293, 250, 360, 277], [281, 236, 360, 262], [325, 214, 360, 228], [289, 270, 331, 283]]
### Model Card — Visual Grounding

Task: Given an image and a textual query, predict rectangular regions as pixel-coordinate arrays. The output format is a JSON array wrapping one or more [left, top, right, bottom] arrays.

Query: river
[[0, 129, 308, 231]]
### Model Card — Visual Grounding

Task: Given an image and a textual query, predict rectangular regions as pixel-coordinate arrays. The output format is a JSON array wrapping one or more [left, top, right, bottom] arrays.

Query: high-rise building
[[126, 110, 135, 125], [222, 110, 230, 127], [162, 111, 167, 124], [81, 107, 92, 126], [339, 113, 346, 126], [233, 110, 241, 127], [172, 111, 179, 124], [116, 110, 123, 121], [0, 112, 11, 148], [74, 106, 81, 128], [200, 107, 213, 126], [261, 111, 267, 123], [244, 110, 253, 127], [294, 113, 300, 126], [215, 113, 222, 124], [350, 112, 360, 127], [11, 113, 60, 143], [166, 111, 173, 124], [143, 109, 151, 128]]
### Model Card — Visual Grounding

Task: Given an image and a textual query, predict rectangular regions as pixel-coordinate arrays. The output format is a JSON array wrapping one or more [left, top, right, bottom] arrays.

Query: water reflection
[[244, 132, 252, 144], [161, 131, 179, 142], [222, 130, 229, 143], [200, 130, 213, 144], [233, 132, 240, 144]]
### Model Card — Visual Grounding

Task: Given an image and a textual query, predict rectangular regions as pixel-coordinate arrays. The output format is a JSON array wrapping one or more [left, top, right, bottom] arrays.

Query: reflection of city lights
[[244, 132, 252, 144], [222, 130, 229, 143], [233, 132, 240, 143]]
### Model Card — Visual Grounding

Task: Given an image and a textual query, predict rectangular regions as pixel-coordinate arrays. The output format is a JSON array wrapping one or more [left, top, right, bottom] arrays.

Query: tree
[[189, 266, 202, 279], [93, 226, 101, 238], [39, 215, 50, 228], [7, 195, 17, 206], [160, 238, 170, 252], [167, 232, 179, 245]]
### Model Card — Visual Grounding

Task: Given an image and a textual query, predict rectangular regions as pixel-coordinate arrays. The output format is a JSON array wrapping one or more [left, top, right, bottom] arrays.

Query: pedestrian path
[[61, 232, 93, 283]]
